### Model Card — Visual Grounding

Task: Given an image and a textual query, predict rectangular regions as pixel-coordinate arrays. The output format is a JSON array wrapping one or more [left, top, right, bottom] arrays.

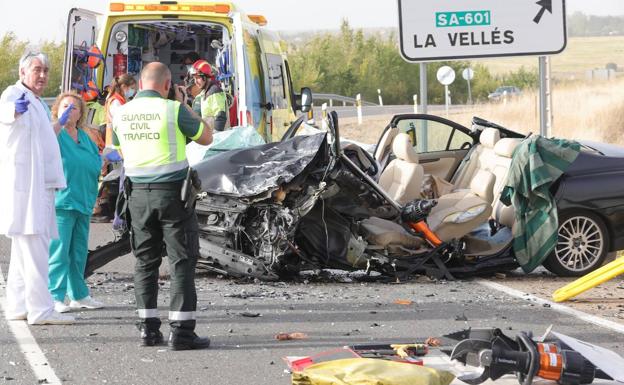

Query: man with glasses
[[0, 52, 75, 325]]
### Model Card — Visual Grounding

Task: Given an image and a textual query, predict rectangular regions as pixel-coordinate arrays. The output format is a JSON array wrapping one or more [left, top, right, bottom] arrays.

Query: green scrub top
[[55, 128, 102, 215]]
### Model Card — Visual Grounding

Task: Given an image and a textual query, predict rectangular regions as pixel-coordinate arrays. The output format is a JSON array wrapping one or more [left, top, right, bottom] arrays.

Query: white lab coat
[[0, 81, 67, 323], [0, 81, 66, 237]]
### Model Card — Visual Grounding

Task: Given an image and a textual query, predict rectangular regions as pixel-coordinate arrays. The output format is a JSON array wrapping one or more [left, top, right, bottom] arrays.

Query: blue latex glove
[[104, 150, 122, 162], [58, 103, 75, 126], [14, 93, 30, 114]]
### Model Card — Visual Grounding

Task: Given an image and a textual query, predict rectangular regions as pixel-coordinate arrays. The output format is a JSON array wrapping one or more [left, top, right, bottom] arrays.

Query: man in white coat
[[0, 53, 75, 324]]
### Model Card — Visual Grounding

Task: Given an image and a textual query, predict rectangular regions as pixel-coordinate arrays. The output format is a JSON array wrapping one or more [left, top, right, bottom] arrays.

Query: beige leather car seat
[[360, 216, 423, 249], [378, 133, 424, 205], [452, 127, 501, 190], [490, 138, 523, 228], [427, 169, 495, 242], [374, 126, 399, 172]]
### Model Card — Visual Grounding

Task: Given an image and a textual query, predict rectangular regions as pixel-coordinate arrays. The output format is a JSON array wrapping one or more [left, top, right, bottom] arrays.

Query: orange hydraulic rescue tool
[[450, 328, 608, 385], [400, 199, 443, 246]]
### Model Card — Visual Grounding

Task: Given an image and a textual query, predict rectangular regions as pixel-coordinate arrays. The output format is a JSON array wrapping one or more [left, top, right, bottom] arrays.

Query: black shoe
[[139, 327, 164, 347], [168, 331, 211, 351]]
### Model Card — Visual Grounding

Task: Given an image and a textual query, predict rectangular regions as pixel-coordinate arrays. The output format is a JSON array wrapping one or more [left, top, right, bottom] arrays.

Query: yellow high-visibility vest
[[113, 97, 187, 177]]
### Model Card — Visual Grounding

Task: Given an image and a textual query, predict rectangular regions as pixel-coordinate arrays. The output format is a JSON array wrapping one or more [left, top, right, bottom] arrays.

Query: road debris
[[455, 312, 468, 321], [393, 299, 413, 305], [275, 332, 308, 341], [240, 311, 261, 317], [425, 337, 441, 347]]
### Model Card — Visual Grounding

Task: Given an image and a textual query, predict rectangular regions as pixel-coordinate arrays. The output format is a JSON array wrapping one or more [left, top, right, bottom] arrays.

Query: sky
[[0, 0, 623, 43]]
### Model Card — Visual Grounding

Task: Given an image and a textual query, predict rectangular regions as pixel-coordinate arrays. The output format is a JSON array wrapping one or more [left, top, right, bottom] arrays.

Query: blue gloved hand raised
[[14, 93, 30, 114], [104, 149, 122, 162], [58, 103, 75, 126]]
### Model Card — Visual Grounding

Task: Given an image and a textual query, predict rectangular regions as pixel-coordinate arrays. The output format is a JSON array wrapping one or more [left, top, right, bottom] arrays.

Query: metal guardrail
[[313, 93, 377, 107]]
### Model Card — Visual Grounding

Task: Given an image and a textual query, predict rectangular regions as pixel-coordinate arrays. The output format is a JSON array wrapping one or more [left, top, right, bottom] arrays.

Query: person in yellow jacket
[[112, 62, 214, 350], [189, 59, 227, 131]]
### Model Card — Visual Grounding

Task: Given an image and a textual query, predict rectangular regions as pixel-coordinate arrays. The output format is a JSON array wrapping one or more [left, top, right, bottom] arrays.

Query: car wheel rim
[[555, 216, 603, 272]]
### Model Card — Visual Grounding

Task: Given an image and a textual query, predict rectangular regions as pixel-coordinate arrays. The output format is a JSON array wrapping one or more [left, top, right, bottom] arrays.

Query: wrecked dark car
[[86, 112, 624, 280]]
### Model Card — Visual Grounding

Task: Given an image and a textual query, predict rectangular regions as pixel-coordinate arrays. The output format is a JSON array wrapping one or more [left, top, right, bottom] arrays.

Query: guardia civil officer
[[112, 62, 213, 350]]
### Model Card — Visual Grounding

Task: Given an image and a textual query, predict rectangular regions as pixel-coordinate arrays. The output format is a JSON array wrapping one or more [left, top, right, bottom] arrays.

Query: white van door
[[62, 8, 101, 92], [257, 30, 291, 141], [231, 12, 247, 127]]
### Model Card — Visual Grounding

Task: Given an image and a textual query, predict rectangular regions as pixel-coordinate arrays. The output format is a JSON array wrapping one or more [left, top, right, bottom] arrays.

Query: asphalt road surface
[[1, 225, 623, 385]]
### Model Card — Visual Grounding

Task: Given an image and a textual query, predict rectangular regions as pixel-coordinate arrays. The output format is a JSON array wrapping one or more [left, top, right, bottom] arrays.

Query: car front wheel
[[543, 211, 609, 277]]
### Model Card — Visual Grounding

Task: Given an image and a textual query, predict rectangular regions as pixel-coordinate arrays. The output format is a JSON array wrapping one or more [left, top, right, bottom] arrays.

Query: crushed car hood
[[194, 133, 327, 198]]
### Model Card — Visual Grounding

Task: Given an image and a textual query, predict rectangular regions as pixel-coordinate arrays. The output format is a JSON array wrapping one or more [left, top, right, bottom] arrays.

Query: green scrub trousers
[[49, 210, 91, 301], [48, 128, 101, 302]]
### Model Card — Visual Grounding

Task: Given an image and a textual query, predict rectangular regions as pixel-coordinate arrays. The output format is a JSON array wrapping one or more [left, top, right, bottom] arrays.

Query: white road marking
[[478, 279, 624, 335], [0, 265, 62, 385]]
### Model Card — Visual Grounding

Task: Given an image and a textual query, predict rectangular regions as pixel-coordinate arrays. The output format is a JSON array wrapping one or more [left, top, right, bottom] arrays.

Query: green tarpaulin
[[500, 135, 581, 273]]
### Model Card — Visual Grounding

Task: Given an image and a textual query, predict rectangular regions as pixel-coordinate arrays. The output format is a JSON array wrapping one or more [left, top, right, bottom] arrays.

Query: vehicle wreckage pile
[[178, 112, 519, 281], [87, 112, 600, 281]]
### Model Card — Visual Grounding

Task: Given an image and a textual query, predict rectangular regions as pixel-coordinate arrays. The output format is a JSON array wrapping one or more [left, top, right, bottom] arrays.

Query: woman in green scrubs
[[48, 92, 104, 313]]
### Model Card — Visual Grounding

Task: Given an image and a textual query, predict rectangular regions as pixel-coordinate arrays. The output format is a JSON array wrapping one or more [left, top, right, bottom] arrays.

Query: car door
[[377, 114, 476, 181]]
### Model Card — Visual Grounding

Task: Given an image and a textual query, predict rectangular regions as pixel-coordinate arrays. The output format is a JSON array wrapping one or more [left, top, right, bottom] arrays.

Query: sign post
[[321, 102, 328, 131], [419, 63, 428, 115], [539, 56, 553, 137], [356, 94, 363, 125], [462, 67, 474, 104]]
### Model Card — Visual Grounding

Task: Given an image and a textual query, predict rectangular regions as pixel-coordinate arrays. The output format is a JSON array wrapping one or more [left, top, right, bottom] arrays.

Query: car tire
[[543, 210, 609, 277]]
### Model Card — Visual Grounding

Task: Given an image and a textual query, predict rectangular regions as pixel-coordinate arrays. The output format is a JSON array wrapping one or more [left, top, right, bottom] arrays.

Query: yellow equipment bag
[[291, 358, 455, 385]]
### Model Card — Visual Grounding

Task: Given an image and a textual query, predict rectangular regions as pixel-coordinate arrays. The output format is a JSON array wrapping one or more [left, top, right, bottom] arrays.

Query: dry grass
[[473, 36, 624, 79], [340, 78, 624, 146]]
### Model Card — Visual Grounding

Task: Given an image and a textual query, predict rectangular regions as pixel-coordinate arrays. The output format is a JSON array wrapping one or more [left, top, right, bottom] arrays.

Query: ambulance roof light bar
[[110, 2, 231, 13]]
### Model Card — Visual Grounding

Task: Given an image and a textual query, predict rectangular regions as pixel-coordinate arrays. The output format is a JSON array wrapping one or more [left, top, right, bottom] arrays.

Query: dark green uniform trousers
[[128, 184, 200, 332]]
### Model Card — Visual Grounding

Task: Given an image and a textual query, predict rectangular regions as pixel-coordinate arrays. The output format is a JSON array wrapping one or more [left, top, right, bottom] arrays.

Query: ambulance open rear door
[[62, 8, 102, 96]]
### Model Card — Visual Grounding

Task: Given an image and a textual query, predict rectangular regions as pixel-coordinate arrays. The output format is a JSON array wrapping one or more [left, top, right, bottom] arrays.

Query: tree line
[[287, 21, 538, 105]]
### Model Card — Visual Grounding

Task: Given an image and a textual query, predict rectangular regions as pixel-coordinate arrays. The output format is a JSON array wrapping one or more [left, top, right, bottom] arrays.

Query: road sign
[[436, 66, 455, 117], [436, 66, 455, 85], [398, 0, 567, 62], [462, 68, 474, 81]]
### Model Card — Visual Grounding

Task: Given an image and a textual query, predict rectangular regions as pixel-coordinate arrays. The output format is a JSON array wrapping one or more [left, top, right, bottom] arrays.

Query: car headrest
[[392, 133, 419, 164], [470, 169, 495, 203], [480, 127, 500, 149], [494, 138, 522, 158]]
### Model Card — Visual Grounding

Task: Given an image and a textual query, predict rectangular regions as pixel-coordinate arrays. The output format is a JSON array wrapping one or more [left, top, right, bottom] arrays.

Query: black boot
[[168, 329, 211, 351], [137, 323, 164, 347]]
